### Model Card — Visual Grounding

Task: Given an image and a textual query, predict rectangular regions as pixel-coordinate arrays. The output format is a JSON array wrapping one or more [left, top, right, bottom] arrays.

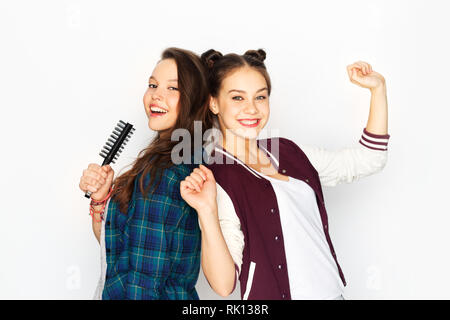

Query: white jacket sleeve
[[215, 183, 245, 276], [298, 128, 391, 187]]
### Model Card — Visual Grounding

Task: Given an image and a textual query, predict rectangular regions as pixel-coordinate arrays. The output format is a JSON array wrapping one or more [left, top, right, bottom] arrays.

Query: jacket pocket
[[243, 261, 256, 300]]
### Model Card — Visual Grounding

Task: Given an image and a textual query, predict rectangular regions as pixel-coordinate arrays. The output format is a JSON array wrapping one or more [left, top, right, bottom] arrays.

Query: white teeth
[[239, 119, 258, 125], [150, 106, 168, 113]]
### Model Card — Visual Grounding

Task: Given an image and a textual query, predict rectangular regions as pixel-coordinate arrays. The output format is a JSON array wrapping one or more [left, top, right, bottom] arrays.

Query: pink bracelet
[[89, 205, 105, 222], [89, 187, 114, 222], [90, 187, 114, 206]]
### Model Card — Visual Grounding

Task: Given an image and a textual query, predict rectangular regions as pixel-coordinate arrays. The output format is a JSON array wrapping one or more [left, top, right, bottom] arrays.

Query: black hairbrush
[[84, 120, 136, 199]]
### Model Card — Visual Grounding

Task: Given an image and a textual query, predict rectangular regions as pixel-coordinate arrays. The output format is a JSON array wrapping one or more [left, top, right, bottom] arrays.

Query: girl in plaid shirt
[[79, 48, 209, 299]]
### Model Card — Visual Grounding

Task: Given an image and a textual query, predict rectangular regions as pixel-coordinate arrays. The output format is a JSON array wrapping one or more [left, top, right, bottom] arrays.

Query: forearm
[[198, 206, 236, 297], [91, 204, 103, 244], [366, 83, 388, 135]]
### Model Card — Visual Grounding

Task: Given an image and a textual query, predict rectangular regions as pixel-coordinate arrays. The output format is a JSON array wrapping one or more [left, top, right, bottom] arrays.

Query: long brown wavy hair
[[111, 47, 211, 214]]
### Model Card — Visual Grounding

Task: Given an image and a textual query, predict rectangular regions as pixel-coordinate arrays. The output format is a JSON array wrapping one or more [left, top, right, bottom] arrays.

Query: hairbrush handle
[[84, 120, 135, 199]]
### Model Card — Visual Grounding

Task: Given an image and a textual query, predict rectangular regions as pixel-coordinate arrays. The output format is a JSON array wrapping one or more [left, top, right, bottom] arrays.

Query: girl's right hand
[[180, 164, 217, 214], [79, 164, 115, 201]]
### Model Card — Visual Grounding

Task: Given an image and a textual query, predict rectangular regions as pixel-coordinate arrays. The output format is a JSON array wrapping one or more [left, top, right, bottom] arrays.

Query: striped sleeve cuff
[[359, 127, 390, 151]]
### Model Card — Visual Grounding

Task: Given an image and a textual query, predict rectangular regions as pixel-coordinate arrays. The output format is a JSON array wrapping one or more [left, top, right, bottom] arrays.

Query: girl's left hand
[[180, 165, 218, 214], [347, 61, 386, 90]]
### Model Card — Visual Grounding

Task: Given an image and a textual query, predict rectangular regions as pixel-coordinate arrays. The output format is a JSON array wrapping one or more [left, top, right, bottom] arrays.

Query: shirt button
[[270, 208, 275, 213], [282, 293, 286, 299], [106, 221, 111, 226], [278, 264, 282, 270], [305, 178, 309, 183], [281, 169, 286, 174], [275, 235, 279, 241], [106, 248, 111, 253], [324, 225, 328, 229]]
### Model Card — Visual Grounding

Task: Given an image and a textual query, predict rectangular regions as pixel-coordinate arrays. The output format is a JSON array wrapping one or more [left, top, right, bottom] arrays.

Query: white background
[[1, 0, 449, 299]]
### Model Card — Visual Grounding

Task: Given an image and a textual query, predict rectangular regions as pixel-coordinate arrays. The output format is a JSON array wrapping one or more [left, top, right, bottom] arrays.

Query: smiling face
[[210, 66, 270, 141], [143, 58, 180, 132]]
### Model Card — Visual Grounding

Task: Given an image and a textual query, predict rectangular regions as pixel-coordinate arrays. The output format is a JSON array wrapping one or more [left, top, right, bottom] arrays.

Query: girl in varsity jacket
[[180, 49, 390, 300]]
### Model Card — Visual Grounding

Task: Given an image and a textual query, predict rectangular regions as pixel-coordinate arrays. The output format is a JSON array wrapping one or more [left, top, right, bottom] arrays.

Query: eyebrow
[[149, 76, 178, 82], [228, 88, 268, 94]]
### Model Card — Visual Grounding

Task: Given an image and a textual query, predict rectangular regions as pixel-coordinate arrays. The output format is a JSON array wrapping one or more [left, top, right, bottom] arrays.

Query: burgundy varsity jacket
[[205, 129, 390, 300]]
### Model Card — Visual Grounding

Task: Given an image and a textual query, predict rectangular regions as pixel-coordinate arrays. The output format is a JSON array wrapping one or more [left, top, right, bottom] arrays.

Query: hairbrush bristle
[[86, 120, 136, 199], [97, 120, 135, 164]]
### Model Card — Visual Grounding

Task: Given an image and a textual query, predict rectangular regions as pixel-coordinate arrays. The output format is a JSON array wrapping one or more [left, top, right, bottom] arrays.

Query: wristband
[[88, 187, 114, 222], [90, 187, 113, 206]]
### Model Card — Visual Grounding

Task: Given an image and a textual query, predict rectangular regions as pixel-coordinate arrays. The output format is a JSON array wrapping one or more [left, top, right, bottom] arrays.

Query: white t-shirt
[[261, 173, 344, 299]]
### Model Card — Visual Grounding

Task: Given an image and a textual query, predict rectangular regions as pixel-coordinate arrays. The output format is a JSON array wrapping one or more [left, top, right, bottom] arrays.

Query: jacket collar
[[213, 139, 280, 179]]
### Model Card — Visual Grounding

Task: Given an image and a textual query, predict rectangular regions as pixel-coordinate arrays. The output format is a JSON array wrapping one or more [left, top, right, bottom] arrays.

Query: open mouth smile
[[150, 104, 168, 117], [237, 119, 261, 128]]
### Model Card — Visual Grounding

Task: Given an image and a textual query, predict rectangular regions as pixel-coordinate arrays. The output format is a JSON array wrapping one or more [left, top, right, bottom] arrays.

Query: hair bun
[[244, 49, 266, 62], [201, 49, 223, 69]]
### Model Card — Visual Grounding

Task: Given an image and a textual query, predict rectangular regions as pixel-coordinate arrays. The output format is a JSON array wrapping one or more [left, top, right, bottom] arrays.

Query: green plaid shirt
[[102, 163, 201, 300]]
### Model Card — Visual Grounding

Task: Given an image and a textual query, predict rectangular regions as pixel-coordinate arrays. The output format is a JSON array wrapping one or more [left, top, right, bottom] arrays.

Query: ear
[[209, 96, 219, 115]]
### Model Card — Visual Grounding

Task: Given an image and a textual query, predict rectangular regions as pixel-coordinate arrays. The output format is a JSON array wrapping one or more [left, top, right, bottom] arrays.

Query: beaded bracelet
[[89, 205, 105, 222], [89, 187, 114, 222], [90, 187, 114, 206]]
